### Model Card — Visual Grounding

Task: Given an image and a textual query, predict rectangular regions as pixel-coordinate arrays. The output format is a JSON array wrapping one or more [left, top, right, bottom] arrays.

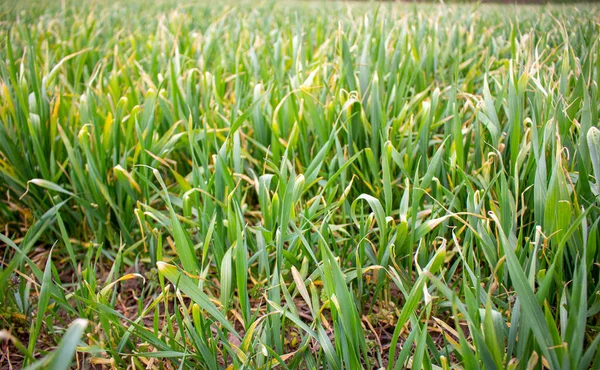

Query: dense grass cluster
[[1, 0, 599, 368]]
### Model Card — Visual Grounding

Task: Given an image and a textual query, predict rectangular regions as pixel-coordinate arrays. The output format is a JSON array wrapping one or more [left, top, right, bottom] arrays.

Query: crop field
[[0, 0, 599, 369]]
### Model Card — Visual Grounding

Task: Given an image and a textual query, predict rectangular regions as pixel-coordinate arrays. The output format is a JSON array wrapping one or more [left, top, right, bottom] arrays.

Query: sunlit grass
[[0, 0, 599, 368]]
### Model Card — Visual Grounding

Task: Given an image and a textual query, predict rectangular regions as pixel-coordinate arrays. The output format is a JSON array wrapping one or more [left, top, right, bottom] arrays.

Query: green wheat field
[[0, 0, 599, 369]]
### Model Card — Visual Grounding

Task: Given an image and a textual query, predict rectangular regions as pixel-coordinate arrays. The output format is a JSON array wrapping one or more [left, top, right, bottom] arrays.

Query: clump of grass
[[0, 0, 599, 368]]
